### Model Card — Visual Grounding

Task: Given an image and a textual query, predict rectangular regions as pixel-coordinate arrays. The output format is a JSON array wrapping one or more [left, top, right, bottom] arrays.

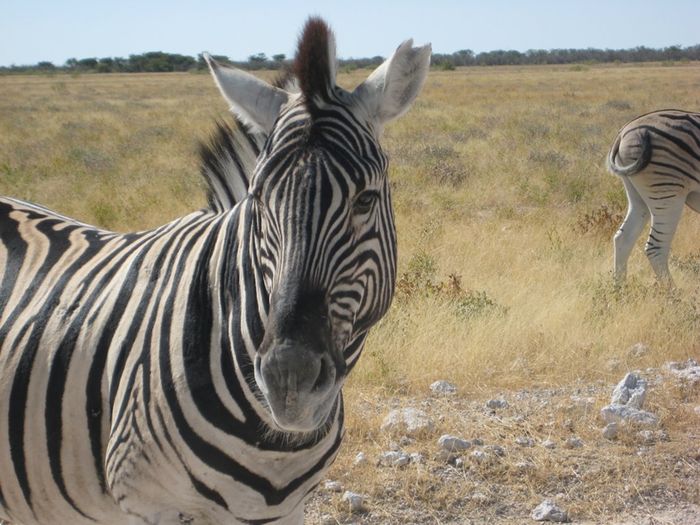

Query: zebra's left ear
[[204, 53, 289, 134], [353, 40, 431, 133]]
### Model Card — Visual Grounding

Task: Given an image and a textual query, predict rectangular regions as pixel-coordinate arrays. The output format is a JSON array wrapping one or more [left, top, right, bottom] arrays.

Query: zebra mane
[[293, 17, 337, 109], [198, 117, 266, 212]]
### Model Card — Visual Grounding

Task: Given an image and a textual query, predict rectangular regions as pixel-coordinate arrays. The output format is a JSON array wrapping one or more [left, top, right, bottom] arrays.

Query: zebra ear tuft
[[204, 53, 289, 134], [353, 40, 431, 132], [293, 17, 337, 105]]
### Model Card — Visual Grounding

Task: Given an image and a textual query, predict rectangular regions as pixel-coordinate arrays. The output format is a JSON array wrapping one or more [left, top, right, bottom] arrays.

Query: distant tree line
[[2, 45, 700, 74], [431, 45, 700, 68]]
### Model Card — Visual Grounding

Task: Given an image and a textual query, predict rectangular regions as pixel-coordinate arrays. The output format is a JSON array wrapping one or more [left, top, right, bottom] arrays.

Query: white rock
[[353, 452, 368, 466], [611, 372, 647, 409], [665, 359, 700, 384], [484, 444, 505, 456], [602, 422, 619, 439], [381, 408, 435, 436], [564, 437, 583, 449], [409, 452, 425, 464], [541, 439, 556, 449], [323, 480, 343, 493], [470, 450, 488, 463], [436, 450, 459, 464], [628, 342, 650, 358], [531, 499, 569, 522], [694, 406, 700, 417], [320, 514, 336, 525], [600, 404, 659, 426], [438, 434, 472, 452], [515, 436, 535, 447], [515, 460, 535, 473], [454, 457, 465, 468], [638, 430, 656, 445], [430, 380, 457, 395], [486, 398, 509, 409], [471, 491, 489, 503], [378, 451, 411, 467], [342, 491, 367, 513], [398, 436, 414, 447]]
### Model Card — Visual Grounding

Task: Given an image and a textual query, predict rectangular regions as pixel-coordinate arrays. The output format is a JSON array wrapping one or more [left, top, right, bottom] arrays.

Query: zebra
[[0, 17, 431, 525], [608, 109, 700, 285]]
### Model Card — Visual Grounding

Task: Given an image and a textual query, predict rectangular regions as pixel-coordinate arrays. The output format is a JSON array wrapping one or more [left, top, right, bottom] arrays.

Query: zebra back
[[198, 117, 265, 212]]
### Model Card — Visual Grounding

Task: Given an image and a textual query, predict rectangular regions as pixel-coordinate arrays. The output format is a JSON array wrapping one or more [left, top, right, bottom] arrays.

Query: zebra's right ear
[[204, 53, 289, 134]]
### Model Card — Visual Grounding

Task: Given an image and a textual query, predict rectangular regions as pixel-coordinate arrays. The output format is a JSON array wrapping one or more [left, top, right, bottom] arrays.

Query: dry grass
[[1, 63, 699, 523]]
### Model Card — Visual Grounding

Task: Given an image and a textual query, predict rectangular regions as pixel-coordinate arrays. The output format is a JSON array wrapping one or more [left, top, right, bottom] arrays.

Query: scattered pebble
[[515, 460, 535, 473], [564, 437, 583, 449], [486, 398, 509, 409], [342, 491, 367, 513], [541, 439, 556, 449], [638, 430, 656, 445], [353, 452, 368, 466], [515, 436, 535, 447], [381, 408, 435, 436], [430, 380, 457, 395], [568, 395, 595, 409], [531, 499, 569, 522], [470, 450, 488, 463], [323, 480, 343, 493], [665, 359, 700, 385], [471, 492, 489, 503], [484, 444, 506, 456], [378, 451, 411, 467], [398, 436, 415, 448], [436, 450, 460, 464], [438, 434, 472, 452], [320, 514, 336, 525], [409, 452, 425, 464], [628, 342, 650, 358], [602, 422, 619, 440]]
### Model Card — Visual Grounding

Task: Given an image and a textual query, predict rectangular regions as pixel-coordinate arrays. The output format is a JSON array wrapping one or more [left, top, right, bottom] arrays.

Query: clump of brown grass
[[574, 204, 625, 237]]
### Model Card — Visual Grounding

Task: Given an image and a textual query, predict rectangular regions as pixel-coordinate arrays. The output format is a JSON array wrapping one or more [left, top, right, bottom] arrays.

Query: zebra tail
[[606, 129, 652, 176], [198, 118, 265, 212]]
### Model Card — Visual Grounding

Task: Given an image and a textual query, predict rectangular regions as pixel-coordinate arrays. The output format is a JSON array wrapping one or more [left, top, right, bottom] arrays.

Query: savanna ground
[[1, 63, 699, 524]]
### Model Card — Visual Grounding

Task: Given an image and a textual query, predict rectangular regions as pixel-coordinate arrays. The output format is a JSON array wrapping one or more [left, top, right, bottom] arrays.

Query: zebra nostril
[[312, 357, 330, 392]]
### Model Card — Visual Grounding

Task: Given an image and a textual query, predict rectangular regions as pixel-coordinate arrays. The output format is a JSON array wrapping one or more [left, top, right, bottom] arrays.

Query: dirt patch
[[305, 369, 699, 524]]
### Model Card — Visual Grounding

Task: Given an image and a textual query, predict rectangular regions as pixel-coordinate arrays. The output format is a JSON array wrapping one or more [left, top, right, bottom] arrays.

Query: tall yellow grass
[[1, 64, 699, 397]]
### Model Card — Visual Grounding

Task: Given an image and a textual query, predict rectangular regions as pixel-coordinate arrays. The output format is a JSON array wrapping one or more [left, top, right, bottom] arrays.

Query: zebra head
[[206, 18, 431, 432]]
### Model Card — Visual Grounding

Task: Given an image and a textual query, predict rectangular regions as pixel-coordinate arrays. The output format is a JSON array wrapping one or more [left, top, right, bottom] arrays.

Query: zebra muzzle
[[256, 340, 340, 432]]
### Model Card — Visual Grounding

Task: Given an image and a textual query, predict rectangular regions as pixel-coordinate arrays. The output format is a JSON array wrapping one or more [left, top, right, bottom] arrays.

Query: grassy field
[[1, 64, 699, 523]]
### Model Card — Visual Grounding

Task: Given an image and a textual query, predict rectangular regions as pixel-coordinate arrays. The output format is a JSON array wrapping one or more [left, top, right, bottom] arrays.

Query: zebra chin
[[254, 340, 345, 433]]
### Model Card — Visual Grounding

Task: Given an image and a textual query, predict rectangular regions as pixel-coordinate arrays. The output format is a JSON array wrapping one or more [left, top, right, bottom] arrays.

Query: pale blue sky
[[2, 0, 699, 67]]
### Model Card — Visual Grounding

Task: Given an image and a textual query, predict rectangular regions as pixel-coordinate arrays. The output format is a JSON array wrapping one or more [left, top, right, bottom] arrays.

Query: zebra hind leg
[[614, 178, 649, 283], [645, 200, 685, 287]]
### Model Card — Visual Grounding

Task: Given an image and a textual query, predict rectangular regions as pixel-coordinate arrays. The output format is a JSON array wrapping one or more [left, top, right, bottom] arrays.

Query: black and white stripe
[[608, 109, 700, 284], [0, 18, 431, 525]]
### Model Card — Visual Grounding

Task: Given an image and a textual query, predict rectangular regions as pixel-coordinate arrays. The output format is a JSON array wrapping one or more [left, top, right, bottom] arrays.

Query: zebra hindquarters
[[608, 110, 700, 285]]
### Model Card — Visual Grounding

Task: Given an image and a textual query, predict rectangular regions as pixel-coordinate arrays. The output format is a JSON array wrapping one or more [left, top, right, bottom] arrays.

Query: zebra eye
[[353, 190, 379, 215]]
